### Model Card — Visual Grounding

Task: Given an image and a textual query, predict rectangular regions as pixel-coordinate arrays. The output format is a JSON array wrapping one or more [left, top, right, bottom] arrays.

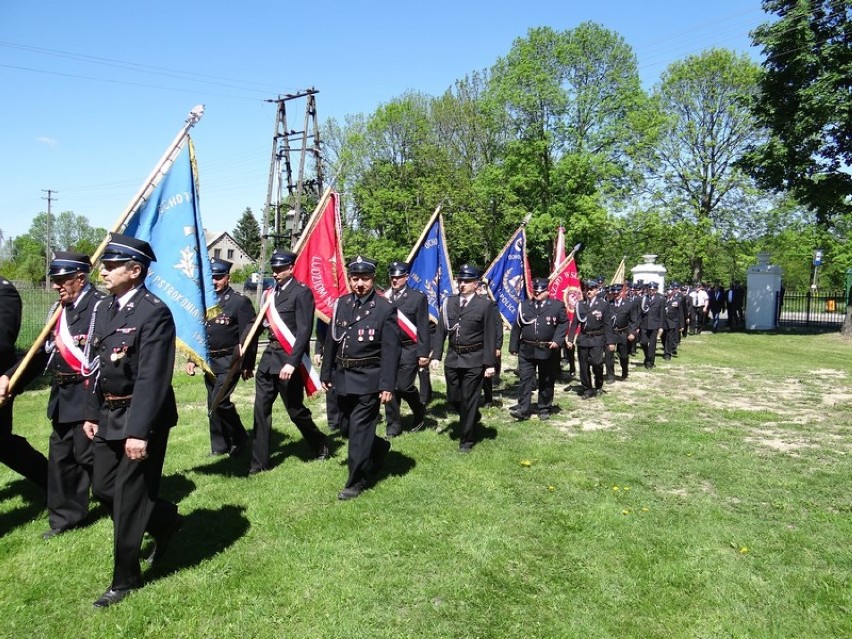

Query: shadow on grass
[[0, 479, 45, 537], [144, 504, 250, 583], [158, 473, 197, 506]]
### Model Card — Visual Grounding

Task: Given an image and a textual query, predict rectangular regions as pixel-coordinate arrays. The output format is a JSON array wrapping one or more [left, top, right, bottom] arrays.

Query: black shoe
[[605, 375, 616, 384], [338, 479, 367, 501], [663, 355, 671, 361], [581, 389, 597, 399], [459, 442, 474, 454], [619, 374, 628, 381], [207, 450, 229, 457], [229, 439, 247, 457], [410, 411, 427, 433], [248, 466, 268, 476], [509, 409, 530, 421], [41, 527, 67, 540], [315, 444, 331, 461], [538, 413, 550, 421], [93, 587, 136, 608], [146, 514, 185, 564], [385, 426, 401, 439]]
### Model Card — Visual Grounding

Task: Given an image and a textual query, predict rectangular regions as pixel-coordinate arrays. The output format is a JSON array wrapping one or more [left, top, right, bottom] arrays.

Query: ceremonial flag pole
[[548, 242, 584, 339], [2, 106, 205, 404]]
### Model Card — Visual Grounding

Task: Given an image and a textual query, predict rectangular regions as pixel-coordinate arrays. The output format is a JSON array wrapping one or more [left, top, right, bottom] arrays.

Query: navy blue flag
[[484, 227, 530, 327], [407, 211, 454, 323], [123, 138, 218, 367]]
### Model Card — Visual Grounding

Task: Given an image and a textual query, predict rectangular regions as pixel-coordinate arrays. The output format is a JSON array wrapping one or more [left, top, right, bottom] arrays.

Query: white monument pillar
[[746, 252, 783, 330], [631, 255, 667, 293]]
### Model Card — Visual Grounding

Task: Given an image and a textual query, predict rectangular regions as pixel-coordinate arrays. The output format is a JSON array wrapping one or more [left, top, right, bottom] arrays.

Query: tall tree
[[743, 0, 852, 227], [642, 49, 763, 282], [743, 0, 852, 334], [233, 207, 261, 260]]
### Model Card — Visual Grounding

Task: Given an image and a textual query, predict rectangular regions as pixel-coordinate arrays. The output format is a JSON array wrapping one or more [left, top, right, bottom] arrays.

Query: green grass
[[1, 332, 851, 638]]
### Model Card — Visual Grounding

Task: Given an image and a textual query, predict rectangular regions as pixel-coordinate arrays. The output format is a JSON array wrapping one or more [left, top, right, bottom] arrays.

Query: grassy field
[[1, 332, 850, 638]]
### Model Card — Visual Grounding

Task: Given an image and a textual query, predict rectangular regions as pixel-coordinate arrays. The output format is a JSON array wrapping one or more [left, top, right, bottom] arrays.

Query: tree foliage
[[233, 207, 261, 260], [743, 0, 852, 226]]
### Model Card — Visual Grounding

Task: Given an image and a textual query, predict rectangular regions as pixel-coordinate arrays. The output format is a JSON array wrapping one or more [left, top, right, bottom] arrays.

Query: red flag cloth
[[548, 256, 582, 328], [292, 192, 349, 322]]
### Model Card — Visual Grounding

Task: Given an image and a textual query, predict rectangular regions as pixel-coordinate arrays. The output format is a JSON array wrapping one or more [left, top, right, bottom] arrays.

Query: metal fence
[[777, 290, 848, 328]]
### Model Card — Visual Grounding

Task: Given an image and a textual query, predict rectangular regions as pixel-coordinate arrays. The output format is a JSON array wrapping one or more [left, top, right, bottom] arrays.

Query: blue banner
[[484, 227, 528, 327], [123, 139, 218, 366], [408, 212, 454, 323]]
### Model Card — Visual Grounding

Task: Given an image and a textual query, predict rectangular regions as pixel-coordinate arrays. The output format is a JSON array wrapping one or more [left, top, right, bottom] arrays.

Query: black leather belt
[[522, 339, 552, 348], [54, 372, 84, 385], [453, 342, 483, 354], [209, 347, 234, 357], [401, 339, 416, 346], [336, 356, 381, 369], [614, 327, 630, 333], [104, 394, 133, 409], [584, 329, 604, 336]]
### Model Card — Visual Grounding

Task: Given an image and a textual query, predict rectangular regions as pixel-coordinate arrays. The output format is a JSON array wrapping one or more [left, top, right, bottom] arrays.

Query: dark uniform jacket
[[387, 286, 430, 364], [509, 298, 570, 359], [708, 288, 726, 314], [35, 285, 104, 423], [433, 294, 497, 369], [609, 296, 640, 341], [640, 292, 666, 330], [257, 278, 314, 375], [664, 294, 682, 330], [206, 286, 255, 375], [570, 295, 615, 346], [321, 290, 400, 396], [85, 287, 178, 441], [0, 278, 21, 375]]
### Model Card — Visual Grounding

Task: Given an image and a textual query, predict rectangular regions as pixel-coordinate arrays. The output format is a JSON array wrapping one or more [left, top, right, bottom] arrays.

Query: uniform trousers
[[336, 392, 389, 488], [0, 400, 48, 491], [641, 329, 659, 367], [444, 365, 484, 447], [605, 333, 631, 379], [92, 429, 177, 590], [577, 337, 606, 390], [516, 352, 559, 415], [252, 372, 326, 471], [47, 421, 93, 531], [418, 366, 432, 406], [662, 328, 679, 358], [205, 366, 248, 454], [482, 355, 502, 404], [690, 307, 705, 334], [385, 358, 425, 434]]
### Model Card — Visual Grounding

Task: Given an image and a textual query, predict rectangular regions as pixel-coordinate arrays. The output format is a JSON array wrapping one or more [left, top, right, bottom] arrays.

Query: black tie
[[460, 298, 468, 309], [110, 297, 119, 319]]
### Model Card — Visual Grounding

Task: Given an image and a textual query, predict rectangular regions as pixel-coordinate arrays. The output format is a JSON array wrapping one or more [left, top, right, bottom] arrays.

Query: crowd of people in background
[[0, 241, 749, 608]]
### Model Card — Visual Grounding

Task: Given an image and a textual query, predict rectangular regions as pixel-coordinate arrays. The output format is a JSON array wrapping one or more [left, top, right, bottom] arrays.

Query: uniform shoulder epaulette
[[297, 281, 307, 288], [144, 292, 162, 305]]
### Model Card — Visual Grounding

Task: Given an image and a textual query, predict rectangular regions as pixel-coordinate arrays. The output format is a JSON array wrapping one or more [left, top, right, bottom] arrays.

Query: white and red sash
[[385, 289, 418, 342], [263, 291, 321, 395], [54, 306, 88, 374]]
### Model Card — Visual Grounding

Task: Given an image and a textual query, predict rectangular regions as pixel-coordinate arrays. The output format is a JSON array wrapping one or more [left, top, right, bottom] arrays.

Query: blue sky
[[0, 1, 767, 242]]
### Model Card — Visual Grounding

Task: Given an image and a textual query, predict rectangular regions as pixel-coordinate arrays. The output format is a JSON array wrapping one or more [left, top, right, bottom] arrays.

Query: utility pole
[[41, 189, 57, 283], [257, 89, 324, 293]]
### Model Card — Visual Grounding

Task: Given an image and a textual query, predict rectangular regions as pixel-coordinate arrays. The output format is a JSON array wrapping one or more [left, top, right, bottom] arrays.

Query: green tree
[[742, 0, 852, 333], [233, 207, 261, 260], [641, 49, 764, 282]]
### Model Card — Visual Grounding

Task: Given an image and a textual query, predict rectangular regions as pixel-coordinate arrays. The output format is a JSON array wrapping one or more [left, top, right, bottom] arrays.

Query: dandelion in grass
[[623, 486, 630, 491], [641, 507, 649, 512], [621, 509, 630, 515], [520, 459, 532, 467], [739, 547, 749, 554], [612, 485, 619, 491], [547, 486, 556, 492]]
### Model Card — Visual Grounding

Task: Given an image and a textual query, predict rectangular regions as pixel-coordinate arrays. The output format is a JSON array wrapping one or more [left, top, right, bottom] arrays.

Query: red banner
[[292, 192, 349, 322], [551, 226, 566, 273], [548, 256, 582, 325]]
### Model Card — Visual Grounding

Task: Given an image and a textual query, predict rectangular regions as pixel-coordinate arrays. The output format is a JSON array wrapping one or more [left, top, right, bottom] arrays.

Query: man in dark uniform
[[708, 282, 726, 333], [432, 264, 497, 452], [383, 261, 429, 438], [82, 233, 182, 608], [727, 281, 745, 330], [248, 249, 329, 474], [185, 258, 254, 457], [662, 284, 682, 361], [321, 256, 400, 500], [606, 283, 639, 382], [568, 280, 615, 399], [640, 282, 665, 369], [508, 277, 569, 420], [0, 277, 49, 492], [3, 252, 102, 539]]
